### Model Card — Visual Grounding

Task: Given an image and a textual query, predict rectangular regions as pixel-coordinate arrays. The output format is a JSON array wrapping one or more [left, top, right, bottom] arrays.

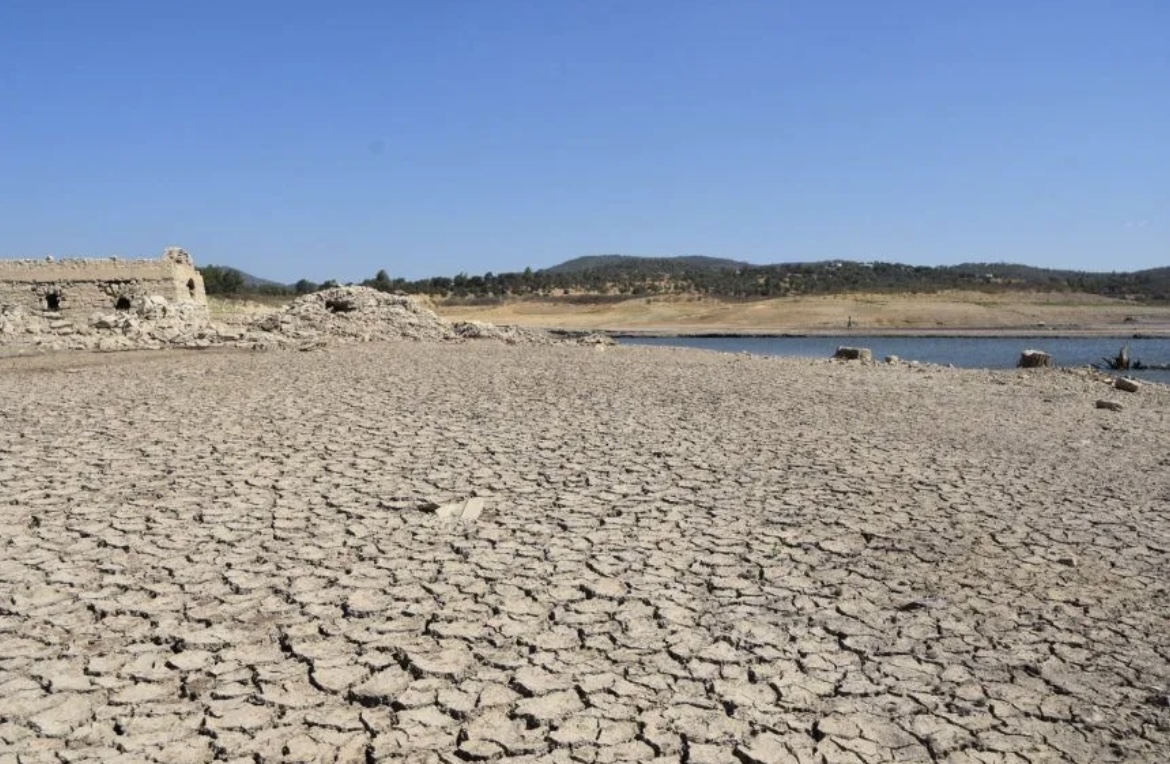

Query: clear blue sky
[[1, 1, 1167, 283]]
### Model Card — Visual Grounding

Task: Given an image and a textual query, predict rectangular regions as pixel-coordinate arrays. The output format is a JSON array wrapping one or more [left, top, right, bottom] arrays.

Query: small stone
[[1114, 377, 1141, 393], [460, 497, 486, 522], [1017, 349, 1052, 368], [1096, 399, 1124, 411], [834, 346, 873, 362]]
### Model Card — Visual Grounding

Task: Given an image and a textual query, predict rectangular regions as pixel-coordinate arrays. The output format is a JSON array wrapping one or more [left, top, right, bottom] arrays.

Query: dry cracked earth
[[1, 343, 1169, 764]]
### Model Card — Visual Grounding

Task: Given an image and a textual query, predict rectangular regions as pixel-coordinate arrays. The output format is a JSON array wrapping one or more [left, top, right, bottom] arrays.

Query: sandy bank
[[1, 343, 1168, 761]]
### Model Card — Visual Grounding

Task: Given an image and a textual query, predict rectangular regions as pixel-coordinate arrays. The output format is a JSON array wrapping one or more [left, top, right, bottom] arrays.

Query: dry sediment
[[1, 343, 1169, 762]]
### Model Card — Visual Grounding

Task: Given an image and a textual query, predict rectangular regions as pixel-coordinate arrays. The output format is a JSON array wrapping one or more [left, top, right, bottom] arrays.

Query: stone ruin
[[0, 247, 206, 316], [0, 247, 218, 352], [0, 249, 613, 353]]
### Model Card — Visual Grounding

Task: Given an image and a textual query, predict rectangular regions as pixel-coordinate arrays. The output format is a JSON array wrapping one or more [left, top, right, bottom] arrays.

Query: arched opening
[[187, 278, 196, 298], [45, 292, 61, 312], [115, 296, 131, 311], [325, 298, 356, 313]]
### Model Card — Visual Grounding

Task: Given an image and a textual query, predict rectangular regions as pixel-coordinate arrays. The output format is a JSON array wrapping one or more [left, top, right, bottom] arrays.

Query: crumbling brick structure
[[0, 247, 207, 316]]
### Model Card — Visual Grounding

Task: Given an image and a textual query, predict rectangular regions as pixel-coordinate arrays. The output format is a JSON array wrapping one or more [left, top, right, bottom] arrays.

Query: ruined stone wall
[[0, 247, 207, 317]]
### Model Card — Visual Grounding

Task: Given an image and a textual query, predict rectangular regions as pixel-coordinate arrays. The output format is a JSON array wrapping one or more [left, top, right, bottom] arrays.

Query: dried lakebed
[[1, 343, 1168, 763]]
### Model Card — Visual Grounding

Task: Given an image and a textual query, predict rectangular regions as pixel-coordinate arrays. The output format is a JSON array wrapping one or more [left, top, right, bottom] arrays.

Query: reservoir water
[[620, 335, 1170, 385]]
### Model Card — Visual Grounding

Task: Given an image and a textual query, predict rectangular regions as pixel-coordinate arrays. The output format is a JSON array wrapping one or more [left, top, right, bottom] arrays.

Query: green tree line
[[199, 259, 1170, 303]]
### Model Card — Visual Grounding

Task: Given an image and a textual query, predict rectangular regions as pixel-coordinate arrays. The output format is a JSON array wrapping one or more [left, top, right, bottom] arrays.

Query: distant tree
[[362, 269, 394, 292], [197, 265, 246, 295], [294, 279, 318, 295]]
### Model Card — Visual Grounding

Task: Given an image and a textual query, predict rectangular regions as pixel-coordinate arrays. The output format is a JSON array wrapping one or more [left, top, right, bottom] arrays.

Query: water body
[[620, 335, 1170, 385]]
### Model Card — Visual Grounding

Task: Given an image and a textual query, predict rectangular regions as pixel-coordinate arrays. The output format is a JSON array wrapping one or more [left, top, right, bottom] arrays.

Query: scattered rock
[[1096, 399, 1124, 411]]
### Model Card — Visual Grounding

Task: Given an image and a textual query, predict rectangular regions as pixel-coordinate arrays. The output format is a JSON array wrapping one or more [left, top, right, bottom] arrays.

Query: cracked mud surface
[[2, 343, 1169, 763]]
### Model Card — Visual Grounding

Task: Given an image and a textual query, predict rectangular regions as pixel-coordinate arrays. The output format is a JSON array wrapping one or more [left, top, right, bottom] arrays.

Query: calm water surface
[[620, 335, 1170, 385]]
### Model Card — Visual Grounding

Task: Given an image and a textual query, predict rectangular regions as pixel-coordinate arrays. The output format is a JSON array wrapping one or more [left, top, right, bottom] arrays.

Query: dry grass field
[[434, 291, 1170, 336]]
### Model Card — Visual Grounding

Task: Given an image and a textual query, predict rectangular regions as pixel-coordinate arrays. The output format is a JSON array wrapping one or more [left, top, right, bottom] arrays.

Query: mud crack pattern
[[1, 344, 1169, 763]]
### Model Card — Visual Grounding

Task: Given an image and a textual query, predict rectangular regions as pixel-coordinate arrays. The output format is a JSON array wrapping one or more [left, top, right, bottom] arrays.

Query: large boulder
[[833, 346, 873, 362], [1017, 349, 1053, 368]]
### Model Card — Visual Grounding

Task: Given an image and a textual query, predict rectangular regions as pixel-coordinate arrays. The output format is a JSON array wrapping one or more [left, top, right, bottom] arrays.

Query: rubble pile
[[0, 296, 218, 353], [0, 286, 616, 353], [452, 319, 559, 344], [242, 287, 456, 346]]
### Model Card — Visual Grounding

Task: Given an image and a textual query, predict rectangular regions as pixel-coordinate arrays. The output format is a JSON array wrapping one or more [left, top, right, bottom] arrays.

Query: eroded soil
[[1, 343, 1168, 763]]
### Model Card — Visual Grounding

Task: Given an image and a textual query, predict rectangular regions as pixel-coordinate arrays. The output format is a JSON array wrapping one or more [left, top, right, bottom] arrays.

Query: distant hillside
[[198, 264, 290, 295], [544, 255, 750, 274], [238, 270, 287, 289], [203, 255, 1170, 303], [396, 257, 1170, 302]]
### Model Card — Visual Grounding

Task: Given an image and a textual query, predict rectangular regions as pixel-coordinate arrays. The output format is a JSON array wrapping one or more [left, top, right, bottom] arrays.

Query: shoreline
[[433, 291, 1170, 340], [586, 327, 1170, 339]]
